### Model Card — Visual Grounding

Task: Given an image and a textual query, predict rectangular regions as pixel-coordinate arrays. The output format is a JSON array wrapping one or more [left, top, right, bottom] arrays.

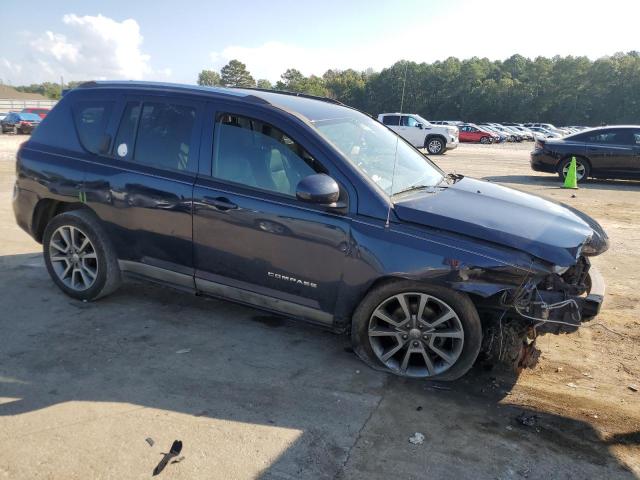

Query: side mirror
[[416, 123, 424, 129], [296, 174, 340, 205]]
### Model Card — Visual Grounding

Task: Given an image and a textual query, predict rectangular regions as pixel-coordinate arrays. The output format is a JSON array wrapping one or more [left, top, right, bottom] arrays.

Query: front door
[[193, 106, 352, 324]]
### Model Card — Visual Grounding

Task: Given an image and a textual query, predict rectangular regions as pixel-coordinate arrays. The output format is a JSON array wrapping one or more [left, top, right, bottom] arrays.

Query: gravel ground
[[0, 135, 638, 479]]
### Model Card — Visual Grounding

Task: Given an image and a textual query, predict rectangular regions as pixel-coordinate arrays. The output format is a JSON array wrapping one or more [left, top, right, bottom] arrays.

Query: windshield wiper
[[392, 184, 434, 196]]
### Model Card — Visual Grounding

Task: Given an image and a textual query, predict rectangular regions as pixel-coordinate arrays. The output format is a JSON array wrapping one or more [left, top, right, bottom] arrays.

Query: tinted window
[[134, 103, 196, 172], [382, 115, 400, 126], [214, 113, 322, 196], [72, 101, 113, 154], [113, 102, 141, 160], [582, 129, 635, 145]]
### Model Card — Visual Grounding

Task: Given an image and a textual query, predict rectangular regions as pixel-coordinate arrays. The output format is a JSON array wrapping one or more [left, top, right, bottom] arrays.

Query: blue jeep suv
[[13, 81, 608, 380]]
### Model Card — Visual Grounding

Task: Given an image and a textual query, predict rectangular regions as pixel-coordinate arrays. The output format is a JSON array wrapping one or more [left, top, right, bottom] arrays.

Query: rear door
[[192, 104, 353, 324], [83, 94, 203, 285]]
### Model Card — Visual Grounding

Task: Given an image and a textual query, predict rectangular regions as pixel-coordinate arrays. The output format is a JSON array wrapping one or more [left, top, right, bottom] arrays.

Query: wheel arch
[[31, 199, 92, 243]]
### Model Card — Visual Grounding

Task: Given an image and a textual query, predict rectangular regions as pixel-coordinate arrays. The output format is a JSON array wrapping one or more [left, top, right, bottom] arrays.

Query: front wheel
[[480, 136, 490, 144], [351, 281, 482, 380], [425, 137, 445, 155], [43, 209, 121, 301]]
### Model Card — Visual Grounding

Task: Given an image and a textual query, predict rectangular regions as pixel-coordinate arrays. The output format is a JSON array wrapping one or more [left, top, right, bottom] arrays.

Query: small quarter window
[[72, 101, 114, 154]]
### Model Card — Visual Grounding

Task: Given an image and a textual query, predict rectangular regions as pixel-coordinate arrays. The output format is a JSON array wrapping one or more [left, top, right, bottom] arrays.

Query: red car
[[21, 107, 50, 119], [459, 124, 498, 144]]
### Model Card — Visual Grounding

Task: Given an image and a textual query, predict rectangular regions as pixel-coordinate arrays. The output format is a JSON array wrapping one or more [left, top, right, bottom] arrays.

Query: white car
[[378, 113, 459, 155]]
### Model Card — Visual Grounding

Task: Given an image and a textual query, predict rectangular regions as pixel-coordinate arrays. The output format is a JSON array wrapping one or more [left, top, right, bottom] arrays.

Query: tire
[[557, 156, 590, 182], [425, 137, 445, 155], [351, 280, 482, 381], [43, 209, 121, 301], [13, 126, 18, 135], [480, 136, 490, 144]]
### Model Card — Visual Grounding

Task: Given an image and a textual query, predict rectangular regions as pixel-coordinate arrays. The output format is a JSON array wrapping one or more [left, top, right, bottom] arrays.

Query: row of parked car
[[0, 107, 49, 134], [431, 120, 589, 144]]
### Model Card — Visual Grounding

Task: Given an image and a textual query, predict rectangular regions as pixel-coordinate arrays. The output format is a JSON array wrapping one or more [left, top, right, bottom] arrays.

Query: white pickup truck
[[377, 113, 459, 155]]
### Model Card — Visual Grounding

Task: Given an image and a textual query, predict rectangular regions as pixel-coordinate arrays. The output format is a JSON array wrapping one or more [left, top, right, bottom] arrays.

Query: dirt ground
[[0, 134, 638, 479]]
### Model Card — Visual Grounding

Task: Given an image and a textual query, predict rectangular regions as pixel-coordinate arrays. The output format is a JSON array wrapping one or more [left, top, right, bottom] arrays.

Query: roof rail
[[233, 87, 345, 106]]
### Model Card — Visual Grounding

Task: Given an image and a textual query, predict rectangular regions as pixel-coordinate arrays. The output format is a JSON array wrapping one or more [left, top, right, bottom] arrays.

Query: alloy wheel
[[562, 161, 586, 181], [48, 225, 98, 291], [367, 292, 464, 377], [428, 139, 443, 154]]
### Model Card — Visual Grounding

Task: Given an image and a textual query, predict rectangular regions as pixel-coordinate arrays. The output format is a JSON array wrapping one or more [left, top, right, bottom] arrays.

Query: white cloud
[[0, 14, 170, 84], [210, 0, 640, 82]]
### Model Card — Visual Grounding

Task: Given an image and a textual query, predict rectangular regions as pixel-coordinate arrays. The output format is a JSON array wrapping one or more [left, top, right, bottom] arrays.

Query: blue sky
[[1, 0, 638, 85]]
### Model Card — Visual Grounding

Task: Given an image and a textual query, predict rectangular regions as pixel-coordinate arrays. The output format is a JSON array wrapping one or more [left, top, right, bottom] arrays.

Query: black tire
[[480, 136, 490, 144], [425, 137, 445, 155], [43, 209, 121, 301], [351, 280, 482, 381], [557, 156, 590, 183]]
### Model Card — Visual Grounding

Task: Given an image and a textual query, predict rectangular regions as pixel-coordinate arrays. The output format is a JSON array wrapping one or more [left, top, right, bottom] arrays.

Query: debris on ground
[[629, 385, 638, 392], [145, 437, 154, 447], [567, 382, 578, 389], [516, 413, 539, 427], [408, 432, 425, 445], [153, 440, 183, 476], [425, 383, 451, 392], [416, 406, 423, 411], [175, 349, 191, 354], [556, 367, 563, 373]]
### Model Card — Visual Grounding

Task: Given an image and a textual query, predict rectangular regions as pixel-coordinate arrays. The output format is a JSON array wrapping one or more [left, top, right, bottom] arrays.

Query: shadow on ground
[[0, 253, 637, 479]]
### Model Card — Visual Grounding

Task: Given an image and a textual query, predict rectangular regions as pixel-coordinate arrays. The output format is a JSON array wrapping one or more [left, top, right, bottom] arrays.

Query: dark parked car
[[21, 107, 50, 119], [13, 81, 608, 380], [530, 126, 640, 182], [1, 112, 41, 134]]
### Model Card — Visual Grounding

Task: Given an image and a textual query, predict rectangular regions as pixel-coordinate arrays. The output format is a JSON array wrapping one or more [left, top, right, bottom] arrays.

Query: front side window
[[405, 116, 419, 127], [72, 101, 114, 154], [314, 110, 444, 196], [213, 113, 323, 196]]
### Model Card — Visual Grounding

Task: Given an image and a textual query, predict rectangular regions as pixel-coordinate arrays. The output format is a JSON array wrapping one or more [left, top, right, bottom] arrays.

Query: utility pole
[[60, 76, 64, 96]]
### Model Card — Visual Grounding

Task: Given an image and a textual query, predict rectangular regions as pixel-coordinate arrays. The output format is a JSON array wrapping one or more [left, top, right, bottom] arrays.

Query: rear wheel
[[43, 210, 121, 301], [351, 281, 482, 380], [558, 157, 590, 182], [425, 137, 445, 155]]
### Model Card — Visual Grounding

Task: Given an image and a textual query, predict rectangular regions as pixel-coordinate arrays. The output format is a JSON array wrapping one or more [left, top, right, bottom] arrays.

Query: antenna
[[385, 61, 409, 228]]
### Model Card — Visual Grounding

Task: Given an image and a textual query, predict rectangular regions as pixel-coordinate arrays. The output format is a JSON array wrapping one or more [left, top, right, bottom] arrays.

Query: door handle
[[202, 196, 238, 211]]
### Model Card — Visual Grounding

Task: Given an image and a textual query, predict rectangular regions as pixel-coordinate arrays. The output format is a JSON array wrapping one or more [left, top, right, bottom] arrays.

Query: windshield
[[412, 114, 433, 126], [313, 112, 444, 196]]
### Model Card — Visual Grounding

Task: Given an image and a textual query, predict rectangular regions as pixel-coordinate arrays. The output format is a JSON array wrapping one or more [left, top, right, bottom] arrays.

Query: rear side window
[[113, 101, 196, 172], [135, 103, 196, 172], [382, 115, 400, 126], [72, 101, 114, 154]]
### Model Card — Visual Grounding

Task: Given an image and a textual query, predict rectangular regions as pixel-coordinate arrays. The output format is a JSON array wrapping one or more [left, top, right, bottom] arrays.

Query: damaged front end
[[478, 254, 607, 371]]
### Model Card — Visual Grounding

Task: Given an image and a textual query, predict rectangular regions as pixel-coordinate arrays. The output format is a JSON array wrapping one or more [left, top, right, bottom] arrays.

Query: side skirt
[[117, 260, 334, 328]]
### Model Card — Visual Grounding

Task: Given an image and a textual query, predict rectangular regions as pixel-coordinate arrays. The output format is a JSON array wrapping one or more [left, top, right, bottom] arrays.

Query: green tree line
[[12, 52, 639, 125], [197, 53, 640, 125]]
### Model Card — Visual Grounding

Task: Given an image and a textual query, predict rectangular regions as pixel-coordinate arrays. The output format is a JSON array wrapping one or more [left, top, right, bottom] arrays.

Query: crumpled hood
[[394, 177, 605, 266]]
